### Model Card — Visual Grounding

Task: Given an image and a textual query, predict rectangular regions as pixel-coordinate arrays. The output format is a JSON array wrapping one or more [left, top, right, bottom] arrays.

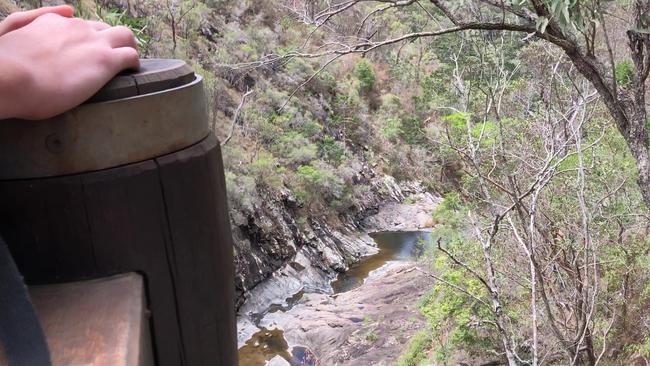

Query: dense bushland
[[6, 0, 650, 364]]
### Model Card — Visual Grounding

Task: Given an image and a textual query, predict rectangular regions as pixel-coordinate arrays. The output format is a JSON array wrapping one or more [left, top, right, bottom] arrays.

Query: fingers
[[110, 47, 140, 72], [0, 5, 73, 36], [100, 25, 138, 49], [86, 20, 110, 31], [101, 26, 139, 74], [31, 5, 74, 18]]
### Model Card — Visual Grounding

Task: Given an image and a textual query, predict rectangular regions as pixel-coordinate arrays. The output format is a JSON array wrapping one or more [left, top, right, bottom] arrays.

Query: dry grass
[[0, 0, 19, 18]]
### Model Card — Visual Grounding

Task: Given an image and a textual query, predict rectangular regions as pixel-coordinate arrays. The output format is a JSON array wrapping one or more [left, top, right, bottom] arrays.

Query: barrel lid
[[87, 59, 196, 103]]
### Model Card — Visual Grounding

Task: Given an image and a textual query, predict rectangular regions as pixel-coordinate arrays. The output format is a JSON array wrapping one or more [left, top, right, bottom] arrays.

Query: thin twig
[[221, 89, 254, 146]]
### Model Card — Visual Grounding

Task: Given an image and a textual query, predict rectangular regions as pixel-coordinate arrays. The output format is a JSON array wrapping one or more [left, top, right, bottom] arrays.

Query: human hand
[[0, 5, 74, 36], [0, 11, 139, 120]]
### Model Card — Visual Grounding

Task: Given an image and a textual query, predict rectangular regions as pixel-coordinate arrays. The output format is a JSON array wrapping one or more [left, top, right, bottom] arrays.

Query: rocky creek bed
[[258, 261, 432, 365], [237, 192, 439, 365]]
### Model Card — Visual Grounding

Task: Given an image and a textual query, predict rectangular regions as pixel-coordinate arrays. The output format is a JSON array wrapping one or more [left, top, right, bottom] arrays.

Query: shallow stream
[[331, 231, 430, 293], [237, 231, 431, 366]]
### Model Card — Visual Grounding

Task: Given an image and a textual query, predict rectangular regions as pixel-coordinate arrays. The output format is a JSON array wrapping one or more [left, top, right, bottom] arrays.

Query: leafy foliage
[[354, 58, 377, 94], [93, 6, 152, 52], [293, 163, 344, 206], [11, 0, 650, 363], [395, 330, 434, 366], [615, 60, 635, 86]]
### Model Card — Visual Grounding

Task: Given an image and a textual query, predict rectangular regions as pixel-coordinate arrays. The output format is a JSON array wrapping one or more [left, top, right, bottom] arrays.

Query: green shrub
[[298, 119, 323, 138], [626, 334, 650, 360], [380, 117, 402, 142], [354, 58, 376, 94], [293, 163, 344, 205], [365, 330, 379, 343], [287, 144, 318, 165], [249, 151, 284, 191], [272, 131, 318, 166], [380, 93, 402, 109], [94, 6, 152, 53], [615, 60, 635, 86], [362, 315, 373, 325], [400, 116, 425, 145], [225, 171, 258, 212], [418, 262, 495, 364], [318, 136, 346, 165], [442, 112, 470, 131], [279, 16, 292, 31], [395, 330, 434, 366]]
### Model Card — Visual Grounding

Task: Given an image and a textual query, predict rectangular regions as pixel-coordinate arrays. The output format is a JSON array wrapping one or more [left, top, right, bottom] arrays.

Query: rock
[[236, 175, 440, 364], [237, 316, 260, 348], [237, 233, 377, 317], [258, 262, 430, 366], [362, 190, 440, 232], [266, 355, 290, 366], [233, 168, 392, 309], [234, 170, 439, 314]]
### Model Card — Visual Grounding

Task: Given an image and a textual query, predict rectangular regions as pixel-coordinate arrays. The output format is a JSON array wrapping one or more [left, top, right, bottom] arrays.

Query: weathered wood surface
[[0, 135, 237, 366], [0, 75, 209, 179], [157, 134, 237, 366], [88, 59, 195, 103], [0, 273, 153, 366]]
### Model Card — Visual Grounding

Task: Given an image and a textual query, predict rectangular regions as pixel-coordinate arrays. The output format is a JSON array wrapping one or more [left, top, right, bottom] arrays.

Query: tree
[[257, 0, 650, 209], [163, 0, 196, 54], [416, 32, 615, 364], [234, 2, 650, 364]]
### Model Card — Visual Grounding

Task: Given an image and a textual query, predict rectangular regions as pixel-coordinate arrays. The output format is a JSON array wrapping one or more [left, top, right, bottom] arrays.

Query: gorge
[[237, 193, 437, 365]]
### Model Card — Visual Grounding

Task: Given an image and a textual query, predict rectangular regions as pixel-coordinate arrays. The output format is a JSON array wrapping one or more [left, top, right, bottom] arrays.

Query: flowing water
[[237, 231, 431, 366], [331, 231, 431, 293]]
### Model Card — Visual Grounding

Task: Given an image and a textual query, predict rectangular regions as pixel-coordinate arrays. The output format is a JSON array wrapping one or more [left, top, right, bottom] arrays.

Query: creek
[[237, 231, 431, 366]]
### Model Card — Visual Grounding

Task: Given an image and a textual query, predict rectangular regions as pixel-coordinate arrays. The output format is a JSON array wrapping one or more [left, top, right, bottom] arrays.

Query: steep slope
[[7, 0, 441, 310]]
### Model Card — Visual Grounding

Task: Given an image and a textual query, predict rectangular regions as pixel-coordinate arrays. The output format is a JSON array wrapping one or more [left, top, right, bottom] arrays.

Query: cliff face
[[232, 169, 414, 310], [235, 183, 439, 350]]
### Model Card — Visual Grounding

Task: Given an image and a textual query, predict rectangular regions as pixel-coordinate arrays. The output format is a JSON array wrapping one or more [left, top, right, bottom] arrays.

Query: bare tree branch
[[221, 88, 254, 146]]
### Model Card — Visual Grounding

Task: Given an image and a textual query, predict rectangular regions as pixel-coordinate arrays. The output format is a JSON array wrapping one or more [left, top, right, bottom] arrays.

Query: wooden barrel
[[0, 59, 237, 366]]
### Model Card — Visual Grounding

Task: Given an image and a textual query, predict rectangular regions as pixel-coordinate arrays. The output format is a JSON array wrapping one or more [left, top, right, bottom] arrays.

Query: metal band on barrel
[[0, 76, 209, 180]]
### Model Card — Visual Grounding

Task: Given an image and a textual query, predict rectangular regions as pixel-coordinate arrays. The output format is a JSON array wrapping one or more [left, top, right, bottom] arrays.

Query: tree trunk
[[562, 49, 650, 208], [171, 17, 177, 53], [622, 99, 650, 208]]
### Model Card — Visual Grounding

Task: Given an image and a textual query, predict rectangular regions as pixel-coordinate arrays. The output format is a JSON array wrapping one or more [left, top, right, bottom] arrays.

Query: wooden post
[[0, 60, 237, 366]]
